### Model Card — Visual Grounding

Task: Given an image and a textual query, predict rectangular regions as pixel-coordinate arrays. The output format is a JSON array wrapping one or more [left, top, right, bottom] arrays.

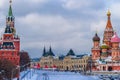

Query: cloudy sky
[[0, 0, 120, 58]]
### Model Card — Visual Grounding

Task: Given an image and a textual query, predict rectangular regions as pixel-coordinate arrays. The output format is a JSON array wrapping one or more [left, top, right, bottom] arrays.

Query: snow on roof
[[70, 55, 77, 58], [105, 56, 112, 62], [96, 59, 103, 64]]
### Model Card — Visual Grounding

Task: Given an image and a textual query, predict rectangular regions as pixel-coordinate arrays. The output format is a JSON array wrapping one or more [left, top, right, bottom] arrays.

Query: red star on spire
[[10, 0, 12, 4]]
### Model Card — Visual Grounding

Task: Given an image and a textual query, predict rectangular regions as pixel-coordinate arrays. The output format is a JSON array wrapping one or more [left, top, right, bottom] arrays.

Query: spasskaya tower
[[0, 0, 20, 66]]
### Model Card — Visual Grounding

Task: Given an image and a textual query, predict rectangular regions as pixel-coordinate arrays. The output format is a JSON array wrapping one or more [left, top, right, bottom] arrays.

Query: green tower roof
[[66, 49, 75, 56], [8, 5, 13, 16]]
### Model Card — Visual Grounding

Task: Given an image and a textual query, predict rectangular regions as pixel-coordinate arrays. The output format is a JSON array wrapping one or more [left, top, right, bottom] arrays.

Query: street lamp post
[[90, 55, 92, 75]]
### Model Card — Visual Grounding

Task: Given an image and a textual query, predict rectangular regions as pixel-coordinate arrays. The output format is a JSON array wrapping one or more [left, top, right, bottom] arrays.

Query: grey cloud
[[1, 0, 120, 58]]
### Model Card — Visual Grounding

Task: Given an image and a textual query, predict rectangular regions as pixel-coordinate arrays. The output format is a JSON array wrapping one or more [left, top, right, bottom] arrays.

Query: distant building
[[91, 10, 120, 71], [0, 0, 20, 66], [31, 58, 40, 68], [32, 47, 90, 72]]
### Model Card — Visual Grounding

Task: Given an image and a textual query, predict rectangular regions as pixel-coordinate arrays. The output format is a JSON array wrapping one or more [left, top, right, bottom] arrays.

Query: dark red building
[[0, 0, 20, 66]]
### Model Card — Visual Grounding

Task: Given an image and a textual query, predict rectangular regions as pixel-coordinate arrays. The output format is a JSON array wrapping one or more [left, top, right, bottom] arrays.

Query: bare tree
[[19, 51, 30, 71], [0, 59, 18, 80]]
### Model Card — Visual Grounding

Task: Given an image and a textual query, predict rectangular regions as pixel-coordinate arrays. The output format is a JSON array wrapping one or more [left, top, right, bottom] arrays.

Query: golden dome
[[107, 10, 111, 16]]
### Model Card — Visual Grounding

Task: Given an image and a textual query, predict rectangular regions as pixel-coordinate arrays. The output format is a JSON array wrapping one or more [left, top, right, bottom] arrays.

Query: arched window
[[11, 17, 13, 21], [8, 17, 10, 21]]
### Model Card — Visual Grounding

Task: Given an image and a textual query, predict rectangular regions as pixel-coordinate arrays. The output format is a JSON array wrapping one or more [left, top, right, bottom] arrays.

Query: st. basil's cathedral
[[92, 10, 120, 71]]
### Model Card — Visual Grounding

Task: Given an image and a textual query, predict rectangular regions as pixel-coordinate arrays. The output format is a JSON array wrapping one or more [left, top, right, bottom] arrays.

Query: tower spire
[[106, 10, 112, 29], [49, 46, 55, 56], [42, 46, 46, 56], [6, 0, 16, 34], [8, 0, 13, 16], [43, 46, 46, 54], [103, 10, 114, 47], [49, 46, 52, 52]]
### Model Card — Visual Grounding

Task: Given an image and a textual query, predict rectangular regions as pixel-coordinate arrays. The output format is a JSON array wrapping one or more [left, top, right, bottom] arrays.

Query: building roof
[[8, 0, 13, 16], [107, 10, 111, 17], [66, 49, 75, 56], [101, 43, 109, 49], [106, 10, 113, 29], [111, 32, 120, 43], [31, 58, 40, 62], [93, 33, 100, 41], [42, 46, 55, 57], [8, 5, 13, 16], [59, 55, 65, 60]]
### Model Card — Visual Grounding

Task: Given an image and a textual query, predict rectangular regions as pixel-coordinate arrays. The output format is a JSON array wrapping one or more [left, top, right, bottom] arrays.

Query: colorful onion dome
[[101, 43, 109, 49], [111, 32, 120, 43], [93, 33, 100, 41]]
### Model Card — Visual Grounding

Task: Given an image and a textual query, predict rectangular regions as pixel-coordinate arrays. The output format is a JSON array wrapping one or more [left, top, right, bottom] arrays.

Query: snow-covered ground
[[13, 69, 120, 80], [17, 69, 99, 80]]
